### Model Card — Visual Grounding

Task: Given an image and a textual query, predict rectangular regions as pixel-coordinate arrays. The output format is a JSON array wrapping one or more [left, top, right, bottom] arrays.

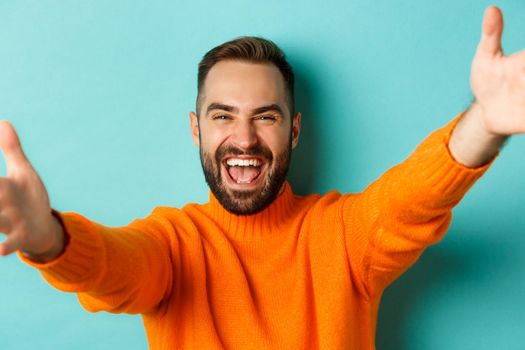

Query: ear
[[189, 112, 200, 148], [291, 112, 301, 149]]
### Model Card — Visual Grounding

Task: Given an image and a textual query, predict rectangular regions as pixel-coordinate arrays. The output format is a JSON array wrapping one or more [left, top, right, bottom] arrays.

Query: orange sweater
[[22, 115, 493, 349]]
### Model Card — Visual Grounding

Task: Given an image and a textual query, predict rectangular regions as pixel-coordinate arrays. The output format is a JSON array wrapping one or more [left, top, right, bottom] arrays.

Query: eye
[[212, 114, 231, 121], [256, 115, 277, 122]]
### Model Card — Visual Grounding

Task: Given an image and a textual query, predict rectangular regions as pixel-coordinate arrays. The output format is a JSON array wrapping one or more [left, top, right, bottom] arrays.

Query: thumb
[[0, 120, 31, 176], [0, 234, 19, 257], [477, 6, 504, 57]]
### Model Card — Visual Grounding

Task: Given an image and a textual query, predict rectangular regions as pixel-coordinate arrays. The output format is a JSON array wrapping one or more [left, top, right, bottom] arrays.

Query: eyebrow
[[205, 103, 284, 116], [206, 103, 238, 115], [251, 104, 283, 116]]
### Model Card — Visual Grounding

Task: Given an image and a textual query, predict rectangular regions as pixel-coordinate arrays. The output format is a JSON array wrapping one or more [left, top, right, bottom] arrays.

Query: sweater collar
[[204, 181, 296, 240]]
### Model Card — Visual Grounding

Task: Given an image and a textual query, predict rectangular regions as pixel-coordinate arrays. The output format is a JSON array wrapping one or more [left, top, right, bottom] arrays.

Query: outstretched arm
[[344, 6, 520, 298], [450, 6, 523, 167], [0, 122, 173, 314]]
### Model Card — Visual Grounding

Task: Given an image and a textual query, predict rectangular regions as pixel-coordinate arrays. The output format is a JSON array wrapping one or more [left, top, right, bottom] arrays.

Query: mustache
[[215, 144, 273, 163]]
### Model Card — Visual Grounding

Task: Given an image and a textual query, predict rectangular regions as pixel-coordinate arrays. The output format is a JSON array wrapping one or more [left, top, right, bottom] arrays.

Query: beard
[[200, 137, 292, 216]]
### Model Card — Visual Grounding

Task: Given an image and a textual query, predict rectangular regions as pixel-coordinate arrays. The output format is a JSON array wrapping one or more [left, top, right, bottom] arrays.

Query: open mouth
[[222, 156, 267, 186]]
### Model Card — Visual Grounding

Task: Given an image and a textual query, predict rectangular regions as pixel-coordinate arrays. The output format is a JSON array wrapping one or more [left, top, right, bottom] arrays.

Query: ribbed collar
[[203, 181, 297, 240]]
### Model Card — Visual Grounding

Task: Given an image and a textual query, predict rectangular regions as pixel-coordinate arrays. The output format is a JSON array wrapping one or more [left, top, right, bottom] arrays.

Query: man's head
[[190, 37, 301, 215]]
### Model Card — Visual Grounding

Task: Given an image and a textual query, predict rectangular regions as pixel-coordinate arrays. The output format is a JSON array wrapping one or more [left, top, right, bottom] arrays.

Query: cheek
[[199, 126, 228, 152], [260, 129, 290, 154]]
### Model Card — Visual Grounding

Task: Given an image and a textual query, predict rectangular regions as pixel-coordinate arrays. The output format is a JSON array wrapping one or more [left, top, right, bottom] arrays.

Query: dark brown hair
[[196, 36, 295, 117]]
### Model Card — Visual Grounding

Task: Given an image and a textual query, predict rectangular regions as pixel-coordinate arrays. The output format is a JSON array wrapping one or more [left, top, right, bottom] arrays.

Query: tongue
[[228, 166, 261, 183]]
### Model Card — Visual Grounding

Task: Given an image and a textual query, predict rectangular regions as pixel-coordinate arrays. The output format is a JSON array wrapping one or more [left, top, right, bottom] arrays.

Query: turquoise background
[[1, 0, 524, 349]]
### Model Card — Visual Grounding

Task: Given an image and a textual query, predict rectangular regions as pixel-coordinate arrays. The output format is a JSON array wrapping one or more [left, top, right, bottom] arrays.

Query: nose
[[231, 120, 258, 150]]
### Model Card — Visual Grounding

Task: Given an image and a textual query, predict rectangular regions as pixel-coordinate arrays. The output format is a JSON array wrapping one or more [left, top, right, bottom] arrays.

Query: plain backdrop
[[1, 0, 524, 349]]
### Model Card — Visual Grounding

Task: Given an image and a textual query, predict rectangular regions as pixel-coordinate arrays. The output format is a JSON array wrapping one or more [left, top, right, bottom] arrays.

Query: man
[[0, 5, 522, 349]]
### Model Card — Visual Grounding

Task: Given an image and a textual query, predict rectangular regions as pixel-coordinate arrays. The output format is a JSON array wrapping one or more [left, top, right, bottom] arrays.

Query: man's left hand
[[449, 6, 522, 168], [471, 6, 525, 136]]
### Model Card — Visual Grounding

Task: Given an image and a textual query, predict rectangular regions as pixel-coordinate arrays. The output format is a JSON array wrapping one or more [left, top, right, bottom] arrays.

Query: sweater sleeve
[[342, 113, 495, 299], [18, 208, 174, 315]]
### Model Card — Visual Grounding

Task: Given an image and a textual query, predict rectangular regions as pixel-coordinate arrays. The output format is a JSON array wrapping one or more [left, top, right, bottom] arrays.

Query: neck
[[204, 181, 296, 240]]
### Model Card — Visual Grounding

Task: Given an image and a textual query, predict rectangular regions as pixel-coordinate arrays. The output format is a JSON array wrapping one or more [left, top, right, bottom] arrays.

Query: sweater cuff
[[405, 112, 497, 197], [18, 210, 104, 290]]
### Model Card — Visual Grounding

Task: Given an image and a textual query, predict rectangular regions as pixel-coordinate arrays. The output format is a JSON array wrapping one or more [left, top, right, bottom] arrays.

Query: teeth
[[226, 158, 262, 167]]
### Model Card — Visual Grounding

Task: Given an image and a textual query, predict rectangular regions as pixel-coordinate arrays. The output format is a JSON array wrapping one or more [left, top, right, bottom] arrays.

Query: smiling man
[[0, 6, 523, 349], [193, 57, 300, 215]]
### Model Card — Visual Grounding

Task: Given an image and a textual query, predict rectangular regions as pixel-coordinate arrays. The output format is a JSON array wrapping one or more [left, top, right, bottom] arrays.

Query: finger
[[0, 234, 18, 256], [0, 120, 31, 176], [477, 6, 504, 57], [0, 214, 13, 233]]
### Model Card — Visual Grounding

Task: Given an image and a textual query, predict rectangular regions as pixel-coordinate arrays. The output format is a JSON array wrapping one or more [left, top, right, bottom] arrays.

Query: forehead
[[201, 60, 288, 114]]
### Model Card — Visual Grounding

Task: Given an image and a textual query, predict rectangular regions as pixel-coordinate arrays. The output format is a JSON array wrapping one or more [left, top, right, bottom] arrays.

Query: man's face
[[190, 60, 300, 215]]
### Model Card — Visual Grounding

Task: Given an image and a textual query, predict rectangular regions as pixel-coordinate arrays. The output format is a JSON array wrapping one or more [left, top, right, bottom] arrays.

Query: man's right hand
[[0, 120, 65, 262]]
